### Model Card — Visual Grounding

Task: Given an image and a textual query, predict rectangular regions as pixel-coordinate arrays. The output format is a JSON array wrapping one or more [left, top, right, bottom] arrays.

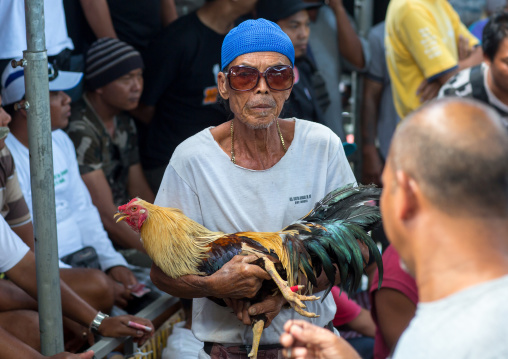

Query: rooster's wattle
[[115, 183, 383, 358]]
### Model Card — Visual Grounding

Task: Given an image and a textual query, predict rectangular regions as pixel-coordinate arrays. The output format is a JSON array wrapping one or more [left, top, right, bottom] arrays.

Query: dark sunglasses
[[226, 65, 294, 92]]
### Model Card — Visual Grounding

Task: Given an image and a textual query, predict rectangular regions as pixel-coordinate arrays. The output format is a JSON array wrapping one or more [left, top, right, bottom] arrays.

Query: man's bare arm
[[81, 169, 146, 253], [329, 0, 365, 68], [79, 0, 117, 39]]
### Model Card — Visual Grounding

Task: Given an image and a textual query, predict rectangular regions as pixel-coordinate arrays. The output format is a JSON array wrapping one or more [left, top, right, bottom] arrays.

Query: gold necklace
[[230, 120, 287, 164]]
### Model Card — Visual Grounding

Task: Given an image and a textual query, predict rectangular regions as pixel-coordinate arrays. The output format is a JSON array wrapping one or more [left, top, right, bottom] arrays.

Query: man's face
[[486, 37, 508, 97], [49, 91, 72, 130], [218, 52, 292, 129], [96, 68, 143, 112], [277, 10, 311, 58], [0, 95, 12, 149]]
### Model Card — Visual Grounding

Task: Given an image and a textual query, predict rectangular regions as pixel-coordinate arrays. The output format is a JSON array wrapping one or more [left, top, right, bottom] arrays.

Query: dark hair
[[483, 11, 508, 61]]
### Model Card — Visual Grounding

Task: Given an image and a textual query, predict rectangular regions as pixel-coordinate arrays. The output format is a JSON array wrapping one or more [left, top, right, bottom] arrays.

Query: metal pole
[[23, 0, 64, 354]]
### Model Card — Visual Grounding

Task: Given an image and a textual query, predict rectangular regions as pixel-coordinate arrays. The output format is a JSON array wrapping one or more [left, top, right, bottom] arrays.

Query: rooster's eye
[[132, 206, 138, 212]]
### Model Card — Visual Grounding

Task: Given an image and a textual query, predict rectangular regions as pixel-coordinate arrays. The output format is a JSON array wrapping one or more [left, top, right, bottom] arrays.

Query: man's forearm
[[332, 4, 365, 68], [150, 264, 215, 298], [458, 45, 483, 71]]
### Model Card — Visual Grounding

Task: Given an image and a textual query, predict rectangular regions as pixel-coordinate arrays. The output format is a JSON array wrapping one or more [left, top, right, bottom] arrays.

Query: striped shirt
[[0, 146, 30, 227]]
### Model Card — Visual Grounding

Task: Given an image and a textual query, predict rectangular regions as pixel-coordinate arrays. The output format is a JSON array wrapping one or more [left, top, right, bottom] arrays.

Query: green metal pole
[[22, 0, 64, 354]]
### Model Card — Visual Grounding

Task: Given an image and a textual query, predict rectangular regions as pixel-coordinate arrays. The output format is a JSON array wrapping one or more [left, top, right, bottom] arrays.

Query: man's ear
[[217, 72, 229, 100], [15, 100, 28, 120], [483, 54, 492, 68], [396, 170, 419, 221]]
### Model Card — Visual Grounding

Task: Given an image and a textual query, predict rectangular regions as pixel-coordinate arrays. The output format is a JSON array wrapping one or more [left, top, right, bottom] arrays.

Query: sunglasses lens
[[266, 66, 293, 90], [229, 66, 259, 90]]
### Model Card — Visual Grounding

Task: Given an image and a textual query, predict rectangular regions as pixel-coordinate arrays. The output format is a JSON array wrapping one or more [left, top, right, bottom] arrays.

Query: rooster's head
[[115, 198, 149, 233]]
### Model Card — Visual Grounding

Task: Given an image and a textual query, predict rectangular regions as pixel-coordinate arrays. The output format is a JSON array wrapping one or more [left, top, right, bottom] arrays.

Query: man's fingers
[[416, 79, 428, 94]]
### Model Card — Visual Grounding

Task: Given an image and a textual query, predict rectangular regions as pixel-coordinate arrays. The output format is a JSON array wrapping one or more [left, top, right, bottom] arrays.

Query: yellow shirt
[[385, 0, 478, 118]]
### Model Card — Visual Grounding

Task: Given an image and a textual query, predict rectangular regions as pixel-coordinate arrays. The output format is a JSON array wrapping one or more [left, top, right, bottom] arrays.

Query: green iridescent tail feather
[[283, 184, 383, 300]]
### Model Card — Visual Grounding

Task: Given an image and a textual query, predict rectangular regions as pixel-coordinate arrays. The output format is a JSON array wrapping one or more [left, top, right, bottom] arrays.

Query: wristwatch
[[90, 311, 109, 334]]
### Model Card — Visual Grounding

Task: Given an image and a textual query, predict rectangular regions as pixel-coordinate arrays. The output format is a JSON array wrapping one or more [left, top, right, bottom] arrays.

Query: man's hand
[[362, 144, 383, 186], [417, 79, 442, 103], [108, 266, 137, 288], [280, 320, 361, 359], [107, 266, 138, 307], [98, 315, 154, 346], [458, 35, 472, 61], [224, 293, 287, 327], [208, 255, 271, 299]]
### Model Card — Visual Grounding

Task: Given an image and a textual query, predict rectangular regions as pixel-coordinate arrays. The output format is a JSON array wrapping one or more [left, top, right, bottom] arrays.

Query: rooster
[[115, 183, 383, 359]]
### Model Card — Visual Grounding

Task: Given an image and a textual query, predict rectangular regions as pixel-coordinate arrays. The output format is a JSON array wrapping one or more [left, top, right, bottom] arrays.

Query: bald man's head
[[388, 98, 508, 217]]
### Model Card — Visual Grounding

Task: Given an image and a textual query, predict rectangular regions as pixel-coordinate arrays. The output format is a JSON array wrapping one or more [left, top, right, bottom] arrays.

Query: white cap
[[1, 61, 83, 106]]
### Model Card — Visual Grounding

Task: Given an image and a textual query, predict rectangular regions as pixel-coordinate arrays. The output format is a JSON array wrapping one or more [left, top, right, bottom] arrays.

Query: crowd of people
[[0, 0, 507, 358]]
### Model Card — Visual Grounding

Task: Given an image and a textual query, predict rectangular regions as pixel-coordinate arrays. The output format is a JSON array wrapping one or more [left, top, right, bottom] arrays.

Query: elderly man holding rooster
[[150, 19, 358, 359]]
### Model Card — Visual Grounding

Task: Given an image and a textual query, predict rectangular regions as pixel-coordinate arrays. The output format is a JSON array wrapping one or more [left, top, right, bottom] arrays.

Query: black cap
[[256, 0, 323, 23]]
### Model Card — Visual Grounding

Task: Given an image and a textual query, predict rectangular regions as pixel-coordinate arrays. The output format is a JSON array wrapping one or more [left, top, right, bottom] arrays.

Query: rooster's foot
[[262, 258, 320, 318]]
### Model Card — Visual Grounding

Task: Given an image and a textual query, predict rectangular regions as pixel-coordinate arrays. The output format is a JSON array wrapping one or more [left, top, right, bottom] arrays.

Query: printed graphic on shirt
[[290, 194, 312, 205], [202, 63, 221, 105]]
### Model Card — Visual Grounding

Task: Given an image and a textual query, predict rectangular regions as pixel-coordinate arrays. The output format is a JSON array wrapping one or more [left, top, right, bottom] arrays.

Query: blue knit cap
[[221, 18, 295, 71]]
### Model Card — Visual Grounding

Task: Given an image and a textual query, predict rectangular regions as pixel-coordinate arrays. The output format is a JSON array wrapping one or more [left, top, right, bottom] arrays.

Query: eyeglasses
[[226, 65, 294, 92]]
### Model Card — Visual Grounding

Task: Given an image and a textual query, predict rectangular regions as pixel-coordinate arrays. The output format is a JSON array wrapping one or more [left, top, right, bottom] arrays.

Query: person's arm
[[280, 319, 361, 359], [11, 222, 35, 252], [328, 0, 365, 68], [0, 326, 95, 359], [127, 163, 155, 203], [79, 0, 118, 39], [6, 252, 153, 342], [150, 255, 271, 299], [0, 279, 38, 311], [81, 169, 146, 253], [344, 308, 376, 337], [373, 288, 416, 351], [160, 0, 178, 27], [361, 77, 384, 186]]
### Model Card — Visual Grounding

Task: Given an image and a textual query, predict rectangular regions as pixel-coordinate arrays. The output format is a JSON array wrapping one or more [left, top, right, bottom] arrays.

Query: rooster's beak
[[114, 212, 127, 223]]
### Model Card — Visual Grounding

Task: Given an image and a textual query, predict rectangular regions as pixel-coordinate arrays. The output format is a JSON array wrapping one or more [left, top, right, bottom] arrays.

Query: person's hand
[[361, 144, 383, 187], [458, 35, 472, 61], [280, 320, 361, 359], [225, 293, 287, 327], [108, 266, 137, 288], [417, 79, 442, 103], [49, 350, 94, 359], [108, 266, 138, 306], [98, 315, 154, 346], [208, 255, 271, 299]]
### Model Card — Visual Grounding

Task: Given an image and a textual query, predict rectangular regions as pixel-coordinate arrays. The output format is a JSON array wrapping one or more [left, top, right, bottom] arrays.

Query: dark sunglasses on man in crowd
[[226, 65, 294, 92]]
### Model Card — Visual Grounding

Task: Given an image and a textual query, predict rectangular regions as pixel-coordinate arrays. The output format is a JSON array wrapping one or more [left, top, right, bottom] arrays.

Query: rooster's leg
[[248, 317, 265, 359], [262, 257, 320, 318]]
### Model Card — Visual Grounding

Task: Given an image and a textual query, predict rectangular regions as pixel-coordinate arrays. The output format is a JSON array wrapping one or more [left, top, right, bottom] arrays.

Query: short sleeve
[[398, 5, 458, 80], [332, 287, 362, 327], [0, 215, 29, 273], [4, 169, 31, 227]]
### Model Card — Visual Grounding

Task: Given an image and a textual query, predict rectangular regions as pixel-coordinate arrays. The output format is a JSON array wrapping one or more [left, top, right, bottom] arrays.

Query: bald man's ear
[[396, 170, 419, 221], [217, 72, 229, 100]]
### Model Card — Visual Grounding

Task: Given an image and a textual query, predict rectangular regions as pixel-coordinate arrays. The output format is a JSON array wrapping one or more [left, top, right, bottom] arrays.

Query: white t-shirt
[[393, 274, 508, 359], [0, 215, 29, 273], [6, 130, 127, 271], [155, 119, 356, 353], [0, 0, 74, 59], [162, 321, 203, 359]]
